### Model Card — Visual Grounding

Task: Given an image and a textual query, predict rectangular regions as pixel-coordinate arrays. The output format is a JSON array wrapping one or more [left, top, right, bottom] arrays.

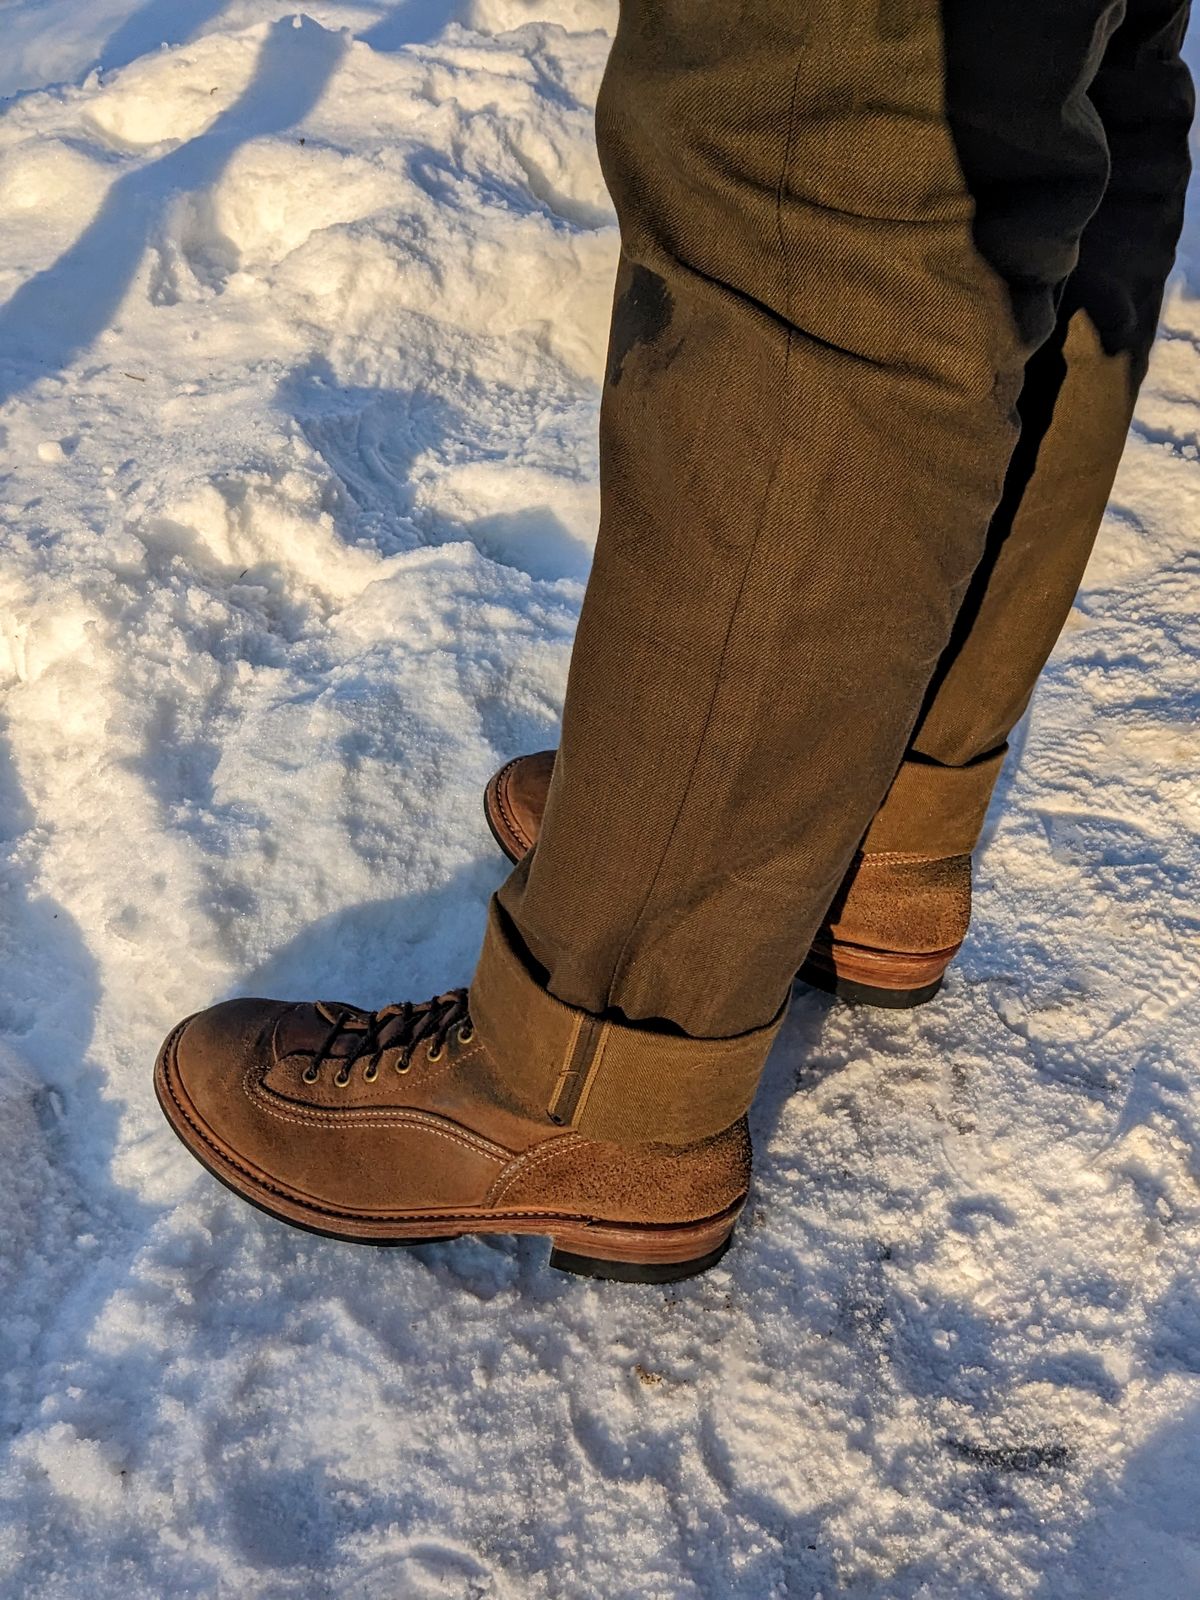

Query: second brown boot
[[484, 751, 969, 1008]]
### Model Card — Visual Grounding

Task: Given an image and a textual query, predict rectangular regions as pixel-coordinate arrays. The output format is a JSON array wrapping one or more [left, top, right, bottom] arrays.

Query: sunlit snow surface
[[1, 5, 1198, 1596]]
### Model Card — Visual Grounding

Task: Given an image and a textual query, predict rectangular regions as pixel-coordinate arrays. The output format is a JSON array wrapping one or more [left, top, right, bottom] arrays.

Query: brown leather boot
[[485, 751, 969, 1008], [154, 981, 754, 1283]]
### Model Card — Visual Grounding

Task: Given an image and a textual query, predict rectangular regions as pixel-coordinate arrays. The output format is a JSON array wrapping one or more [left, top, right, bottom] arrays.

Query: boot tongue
[[273, 1002, 372, 1062], [273, 1000, 443, 1065]]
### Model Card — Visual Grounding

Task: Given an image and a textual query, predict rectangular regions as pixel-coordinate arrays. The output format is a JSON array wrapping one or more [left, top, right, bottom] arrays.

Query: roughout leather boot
[[485, 751, 969, 1008], [155, 904, 777, 1282]]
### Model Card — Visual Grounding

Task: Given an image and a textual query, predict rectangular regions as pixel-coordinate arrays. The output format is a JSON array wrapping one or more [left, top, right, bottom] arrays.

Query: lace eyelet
[[333, 1067, 352, 1089], [426, 1043, 444, 1063], [302, 1065, 320, 1084], [362, 1061, 379, 1083], [457, 1023, 475, 1045]]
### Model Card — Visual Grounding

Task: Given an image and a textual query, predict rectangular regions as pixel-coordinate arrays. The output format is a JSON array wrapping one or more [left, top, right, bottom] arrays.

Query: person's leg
[[865, 0, 1194, 859], [480, 0, 1194, 1007], [483, 749, 971, 1006], [485, 0, 1124, 1051]]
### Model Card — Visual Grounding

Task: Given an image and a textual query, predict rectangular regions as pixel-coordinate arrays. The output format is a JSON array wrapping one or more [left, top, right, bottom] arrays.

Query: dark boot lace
[[303, 989, 472, 1087]]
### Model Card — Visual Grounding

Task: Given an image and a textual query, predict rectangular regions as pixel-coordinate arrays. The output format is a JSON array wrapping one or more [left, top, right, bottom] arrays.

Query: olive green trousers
[[472, 0, 1192, 1138]]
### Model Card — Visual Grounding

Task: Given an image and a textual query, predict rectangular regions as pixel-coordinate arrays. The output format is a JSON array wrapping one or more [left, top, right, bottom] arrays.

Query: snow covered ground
[[0, 2, 1197, 1594]]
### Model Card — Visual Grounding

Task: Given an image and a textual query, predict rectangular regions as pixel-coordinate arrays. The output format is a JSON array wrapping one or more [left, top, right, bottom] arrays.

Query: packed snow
[[0, 3, 1198, 1596]]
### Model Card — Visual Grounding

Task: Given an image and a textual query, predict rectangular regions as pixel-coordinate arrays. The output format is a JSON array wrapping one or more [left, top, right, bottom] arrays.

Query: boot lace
[[303, 989, 472, 1088]]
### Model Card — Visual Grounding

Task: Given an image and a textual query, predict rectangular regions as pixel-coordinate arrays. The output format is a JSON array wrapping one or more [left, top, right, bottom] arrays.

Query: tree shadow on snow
[[0, 17, 347, 408], [93, 0, 464, 88], [359, 0, 465, 51], [96, 0, 231, 76]]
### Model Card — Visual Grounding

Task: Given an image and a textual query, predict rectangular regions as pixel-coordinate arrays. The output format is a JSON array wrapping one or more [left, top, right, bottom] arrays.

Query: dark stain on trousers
[[607, 264, 674, 386]]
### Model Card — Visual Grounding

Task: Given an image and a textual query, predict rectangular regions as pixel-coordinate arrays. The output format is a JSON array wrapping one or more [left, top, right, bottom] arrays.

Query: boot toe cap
[[159, 998, 290, 1160]]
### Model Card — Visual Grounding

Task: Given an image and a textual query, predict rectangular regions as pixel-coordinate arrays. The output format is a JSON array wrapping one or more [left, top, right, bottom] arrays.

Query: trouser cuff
[[861, 746, 1008, 857], [470, 899, 784, 1146]]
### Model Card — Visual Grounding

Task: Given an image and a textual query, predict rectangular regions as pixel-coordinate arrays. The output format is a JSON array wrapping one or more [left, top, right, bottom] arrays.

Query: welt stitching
[[858, 851, 953, 866], [494, 761, 533, 853]]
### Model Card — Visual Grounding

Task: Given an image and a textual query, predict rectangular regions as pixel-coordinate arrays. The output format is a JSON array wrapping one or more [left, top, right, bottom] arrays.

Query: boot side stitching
[[244, 1065, 511, 1160], [486, 1134, 586, 1207]]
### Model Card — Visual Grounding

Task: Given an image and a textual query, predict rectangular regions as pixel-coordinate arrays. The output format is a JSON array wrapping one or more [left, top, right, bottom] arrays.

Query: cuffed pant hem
[[861, 746, 1008, 858], [469, 899, 785, 1146]]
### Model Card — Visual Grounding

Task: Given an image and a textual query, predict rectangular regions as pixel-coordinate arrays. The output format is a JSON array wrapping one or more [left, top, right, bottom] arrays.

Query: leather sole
[[797, 936, 960, 1010], [484, 768, 954, 1010], [154, 1020, 741, 1283]]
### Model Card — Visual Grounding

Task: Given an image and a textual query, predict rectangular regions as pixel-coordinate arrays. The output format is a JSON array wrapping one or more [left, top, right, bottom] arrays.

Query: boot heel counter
[[827, 852, 971, 954]]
